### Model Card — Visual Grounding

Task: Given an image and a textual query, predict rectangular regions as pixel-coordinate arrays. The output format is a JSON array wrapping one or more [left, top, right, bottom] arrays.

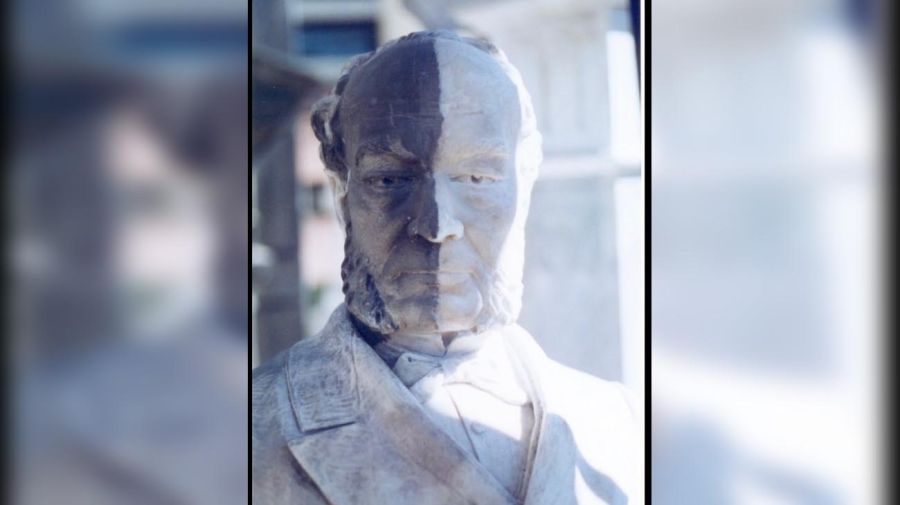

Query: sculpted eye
[[452, 174, 498, 185], [367, 175, 415, 188]]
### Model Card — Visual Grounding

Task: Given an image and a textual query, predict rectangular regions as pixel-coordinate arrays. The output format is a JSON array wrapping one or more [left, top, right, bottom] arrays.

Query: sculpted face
[[335, 36, 530, 344]]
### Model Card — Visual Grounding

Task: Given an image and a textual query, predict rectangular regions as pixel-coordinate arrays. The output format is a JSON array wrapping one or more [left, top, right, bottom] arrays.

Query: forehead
[[338, 37, 521, 166]]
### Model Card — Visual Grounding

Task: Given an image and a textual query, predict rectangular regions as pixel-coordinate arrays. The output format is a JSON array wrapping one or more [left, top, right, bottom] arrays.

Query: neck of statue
[[348, 311, 490, 358]]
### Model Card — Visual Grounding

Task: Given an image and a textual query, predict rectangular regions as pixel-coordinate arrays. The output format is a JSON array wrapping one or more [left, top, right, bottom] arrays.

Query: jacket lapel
[[501, 326, 580, 505], [282, 307, 515, 505], [505, 326, 624, 505]]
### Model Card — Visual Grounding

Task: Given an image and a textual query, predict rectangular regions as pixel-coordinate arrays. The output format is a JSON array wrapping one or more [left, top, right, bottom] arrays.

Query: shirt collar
[[374, 328, 531, 406]]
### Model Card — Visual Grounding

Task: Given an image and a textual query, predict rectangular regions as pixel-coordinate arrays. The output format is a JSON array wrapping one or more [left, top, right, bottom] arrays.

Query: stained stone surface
[[252, 30, 640, 505]]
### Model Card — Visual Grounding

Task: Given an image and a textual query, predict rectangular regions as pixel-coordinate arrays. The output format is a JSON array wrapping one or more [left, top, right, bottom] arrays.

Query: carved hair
[[309, 30, 542, 189]]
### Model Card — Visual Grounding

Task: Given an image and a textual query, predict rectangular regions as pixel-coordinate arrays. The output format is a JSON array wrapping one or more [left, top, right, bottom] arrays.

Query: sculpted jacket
[[252, 306, 642, 505]]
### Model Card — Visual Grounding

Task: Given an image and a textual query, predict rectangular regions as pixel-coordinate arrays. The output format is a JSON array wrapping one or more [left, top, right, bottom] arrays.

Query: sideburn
[[341, 217, 399, 339]]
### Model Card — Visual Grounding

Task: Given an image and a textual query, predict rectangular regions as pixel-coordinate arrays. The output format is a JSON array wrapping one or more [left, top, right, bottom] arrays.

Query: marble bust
[[252, 30, 641, 505]]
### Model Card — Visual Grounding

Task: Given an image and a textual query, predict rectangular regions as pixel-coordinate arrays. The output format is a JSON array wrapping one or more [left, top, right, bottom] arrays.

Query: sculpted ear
[[311, 95, 350, 229], [326, 171, 349, 229]]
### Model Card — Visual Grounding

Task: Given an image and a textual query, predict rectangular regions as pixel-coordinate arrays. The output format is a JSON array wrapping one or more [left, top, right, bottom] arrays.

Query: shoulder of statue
[[252, 304, 356, 429], [254, 304, 354, 382], [501, 324, 548, 360], [501, 324, 638, 420], [285, 303, 356, 370]]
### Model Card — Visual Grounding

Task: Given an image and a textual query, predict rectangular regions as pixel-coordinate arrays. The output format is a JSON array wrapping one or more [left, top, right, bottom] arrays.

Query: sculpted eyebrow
[[455, 146, 509, 172], [461, 143, 508, 160], [355, 142, 420, 166]]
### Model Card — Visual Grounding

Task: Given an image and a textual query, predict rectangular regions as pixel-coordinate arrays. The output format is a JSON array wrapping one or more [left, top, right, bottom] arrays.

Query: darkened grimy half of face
[[338, 36, 443, 336], [336, 34, 524, 341]]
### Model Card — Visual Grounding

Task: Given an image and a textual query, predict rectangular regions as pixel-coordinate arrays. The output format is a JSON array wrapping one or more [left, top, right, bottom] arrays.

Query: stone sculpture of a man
[[252, 30, 641, 505]]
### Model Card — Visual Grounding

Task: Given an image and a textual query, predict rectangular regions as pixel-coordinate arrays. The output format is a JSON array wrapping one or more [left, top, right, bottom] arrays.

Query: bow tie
[[382, 343, 530, 406]]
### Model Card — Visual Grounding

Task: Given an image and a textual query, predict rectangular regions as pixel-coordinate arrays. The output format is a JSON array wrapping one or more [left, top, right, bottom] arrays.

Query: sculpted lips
[[391, 270, 471, 288]]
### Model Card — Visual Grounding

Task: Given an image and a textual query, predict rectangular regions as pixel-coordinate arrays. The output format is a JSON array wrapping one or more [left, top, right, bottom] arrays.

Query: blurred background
[[13, 0, 888, 503], [650, 0, 886, 504], [251, 0, 645, 407], [10, 0, 248, 504]]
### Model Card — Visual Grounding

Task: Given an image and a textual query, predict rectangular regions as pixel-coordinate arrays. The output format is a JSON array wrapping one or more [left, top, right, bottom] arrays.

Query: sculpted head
[[311, 30, 542, 343]]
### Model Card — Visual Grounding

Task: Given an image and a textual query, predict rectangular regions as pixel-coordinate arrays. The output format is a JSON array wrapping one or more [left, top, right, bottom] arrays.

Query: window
[[292, 21, 377, 57]]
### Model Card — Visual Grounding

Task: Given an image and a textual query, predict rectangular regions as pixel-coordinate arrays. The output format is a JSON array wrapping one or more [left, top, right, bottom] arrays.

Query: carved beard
[[341, 220, 399, 337], [341, 218, 524, 339], [476, 227, 524, 330]]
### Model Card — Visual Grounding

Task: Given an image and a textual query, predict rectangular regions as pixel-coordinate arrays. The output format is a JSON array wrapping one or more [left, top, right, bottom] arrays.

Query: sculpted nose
[[429, 201, 464, 243], [407, 177, 463, 243]]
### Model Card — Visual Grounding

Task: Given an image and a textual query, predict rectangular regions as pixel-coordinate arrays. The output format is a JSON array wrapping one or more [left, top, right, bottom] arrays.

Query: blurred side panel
[[10, 0, 251, 504], [650, 0, 885, 503]]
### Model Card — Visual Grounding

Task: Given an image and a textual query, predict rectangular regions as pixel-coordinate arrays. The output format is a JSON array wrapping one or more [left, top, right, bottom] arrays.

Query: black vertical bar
[[630, 0, 641, 84]]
